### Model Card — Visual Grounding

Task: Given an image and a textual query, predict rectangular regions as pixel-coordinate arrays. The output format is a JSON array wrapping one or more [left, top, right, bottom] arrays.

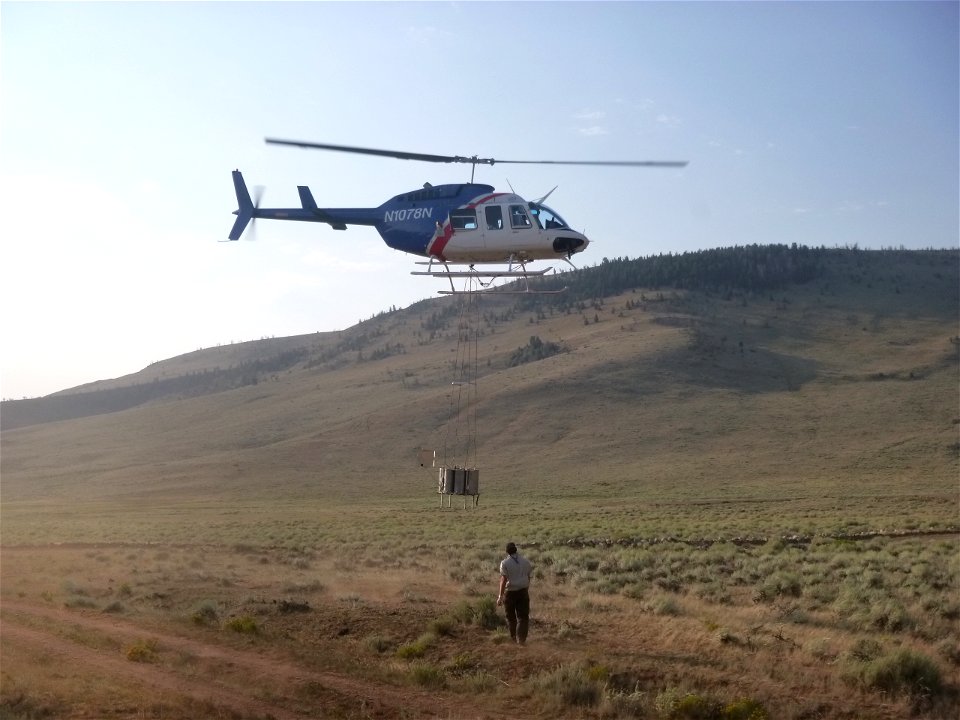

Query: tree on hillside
[[508, 336, 566, 367]]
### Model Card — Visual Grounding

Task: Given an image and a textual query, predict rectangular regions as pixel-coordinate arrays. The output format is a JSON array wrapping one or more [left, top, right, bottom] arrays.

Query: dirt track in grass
[[1, 599, 464, 719]]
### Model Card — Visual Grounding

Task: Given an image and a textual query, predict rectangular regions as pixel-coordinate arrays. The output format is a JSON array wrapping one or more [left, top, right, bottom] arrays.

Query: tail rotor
[[246, 185, 265, 242]]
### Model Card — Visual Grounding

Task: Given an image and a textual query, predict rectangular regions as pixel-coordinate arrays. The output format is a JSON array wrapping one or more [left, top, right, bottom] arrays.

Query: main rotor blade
[[496, 159, 688, 168], [265, 139, 493, 166], [264, 138, 687, 168]]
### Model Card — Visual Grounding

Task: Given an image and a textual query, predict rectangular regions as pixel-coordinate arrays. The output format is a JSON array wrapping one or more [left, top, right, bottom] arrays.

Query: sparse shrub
[[363, 634, 392, 653], [674, 693, 719, 719], [645, 595, 682, 616], [116, 583, 133, 597], [64, 595, 97, 609], [449, 596, 502, 630], [462, 671, 498, 692], [224, 615, 258, 634], [126, 638, 158, 662], [937, 639, 960, 665], [805, 580, 838, 605], [429, 615, 455, 636], [471, 596, 502, 629], [655, 574, 683, 593], [556, 620, 578, 639], [722, 697, 769, 719], [574, 596, 598, 611], [277, 599, 310, 614], [756, 572, 801, 601], [444, 652, 478, 676], [848, 637, 883, 662], [62, 580, 86, 596], [867, 600, 913, 632], [655, 688, 720, 718], [409, 661, 446, 687], [593, 577, 621, 595], [1, 683, 62, 718], [717, 629, 743, 646], [533, 663, 604, 708], [603, 685, 648, 717], [853, 648, 943, 697], [805, 637, 837, 661], [777, 602, 809, 625], [102, 601, 124, 614], [655, 687, 685, 715], [586, 664, 610, 682], [191, 600, 219, 625]]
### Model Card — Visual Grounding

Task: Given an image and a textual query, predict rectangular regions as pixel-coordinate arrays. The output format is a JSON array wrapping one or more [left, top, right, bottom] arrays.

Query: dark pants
[[504, 588, 529, 643]]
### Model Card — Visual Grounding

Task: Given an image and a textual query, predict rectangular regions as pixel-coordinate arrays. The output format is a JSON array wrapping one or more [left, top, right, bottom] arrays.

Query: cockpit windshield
[[527, 203, 569, 230]]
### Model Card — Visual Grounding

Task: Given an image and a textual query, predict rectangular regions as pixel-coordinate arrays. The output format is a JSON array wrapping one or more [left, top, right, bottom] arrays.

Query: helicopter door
[[483, 203, 533, 257], [480, 205, 505, 257], [484, 205, 504, 232]]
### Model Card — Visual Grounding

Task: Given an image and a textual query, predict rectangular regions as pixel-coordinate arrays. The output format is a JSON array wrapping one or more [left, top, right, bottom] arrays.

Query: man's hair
[[506, 542, 518, 555]]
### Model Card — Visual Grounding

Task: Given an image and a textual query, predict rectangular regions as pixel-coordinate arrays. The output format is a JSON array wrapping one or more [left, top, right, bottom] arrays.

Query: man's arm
[[497, 574, 507, 606]]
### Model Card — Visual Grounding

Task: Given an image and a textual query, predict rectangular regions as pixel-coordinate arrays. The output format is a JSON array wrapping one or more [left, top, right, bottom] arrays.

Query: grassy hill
[[2, 246, 956, 518]]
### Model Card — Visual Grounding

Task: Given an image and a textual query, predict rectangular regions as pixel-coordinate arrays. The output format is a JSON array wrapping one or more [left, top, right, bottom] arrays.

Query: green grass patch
[[224, 615, 258, 634], [396, 632, 436, 659]]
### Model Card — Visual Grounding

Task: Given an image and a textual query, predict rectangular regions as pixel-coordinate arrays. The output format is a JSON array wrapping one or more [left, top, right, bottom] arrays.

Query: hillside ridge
[[1, 245, 956, 433]]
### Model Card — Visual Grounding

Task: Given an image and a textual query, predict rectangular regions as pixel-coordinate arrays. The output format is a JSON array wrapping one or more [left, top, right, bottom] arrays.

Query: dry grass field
[[1, 248, 958, 719]]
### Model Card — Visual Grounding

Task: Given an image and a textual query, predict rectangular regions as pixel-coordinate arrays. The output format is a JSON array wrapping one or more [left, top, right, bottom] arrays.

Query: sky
[[1, 1, 957, 399]]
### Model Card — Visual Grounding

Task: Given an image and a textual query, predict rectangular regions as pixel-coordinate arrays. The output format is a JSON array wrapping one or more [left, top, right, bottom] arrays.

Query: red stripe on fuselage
[[427, 193, 505, 260]]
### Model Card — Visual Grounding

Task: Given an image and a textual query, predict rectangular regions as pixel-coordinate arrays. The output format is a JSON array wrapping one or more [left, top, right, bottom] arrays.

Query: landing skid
[[412, 257, 569, 295]]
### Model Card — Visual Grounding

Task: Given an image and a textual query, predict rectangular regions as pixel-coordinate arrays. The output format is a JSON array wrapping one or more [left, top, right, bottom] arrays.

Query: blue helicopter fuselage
[[229, 171, 589, 263]]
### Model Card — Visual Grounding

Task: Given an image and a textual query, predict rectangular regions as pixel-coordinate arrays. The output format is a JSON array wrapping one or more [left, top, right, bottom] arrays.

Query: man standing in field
[[497, 541, 533, 644]]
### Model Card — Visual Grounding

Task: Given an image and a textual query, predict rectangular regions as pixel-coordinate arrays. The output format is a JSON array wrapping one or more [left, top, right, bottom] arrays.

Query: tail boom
[[228, 170, 379, 240]]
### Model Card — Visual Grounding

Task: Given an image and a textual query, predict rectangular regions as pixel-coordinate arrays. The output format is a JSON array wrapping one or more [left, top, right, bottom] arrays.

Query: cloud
[[578, 126, 609, 137], [575, 110, 606, 121], [656, 113, 682, 127], [572, 109, 609, 136]]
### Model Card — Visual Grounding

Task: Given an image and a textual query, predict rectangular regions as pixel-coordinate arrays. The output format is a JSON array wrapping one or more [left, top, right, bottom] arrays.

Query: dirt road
[[1, 600, 463, 719]]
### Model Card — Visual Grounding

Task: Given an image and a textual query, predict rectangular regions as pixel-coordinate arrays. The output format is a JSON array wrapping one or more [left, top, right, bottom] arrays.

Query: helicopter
[[229, 139, 687, 292]]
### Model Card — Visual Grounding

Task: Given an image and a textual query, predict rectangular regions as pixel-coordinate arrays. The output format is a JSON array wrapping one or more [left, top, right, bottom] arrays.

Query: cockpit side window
[[509, 204, 531, 228], [485, 205, 503, 230], [450, 208, 478, 230]]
